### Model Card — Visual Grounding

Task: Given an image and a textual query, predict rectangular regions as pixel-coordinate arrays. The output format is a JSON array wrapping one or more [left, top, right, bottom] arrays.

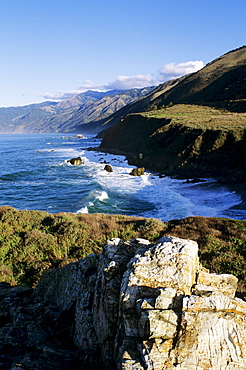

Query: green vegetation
[[101, 104, 246, 182], [0, 207, 159, 287], [143, 104, 246, 131], [0, 207, 246, 299]]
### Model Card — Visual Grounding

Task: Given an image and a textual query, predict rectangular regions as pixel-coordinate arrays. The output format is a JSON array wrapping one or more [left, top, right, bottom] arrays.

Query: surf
[[0, 133, 245, 221]]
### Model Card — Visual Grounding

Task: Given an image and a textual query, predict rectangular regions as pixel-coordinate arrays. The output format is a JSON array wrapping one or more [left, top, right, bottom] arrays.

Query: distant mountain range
[[0, 87, 154, 134]]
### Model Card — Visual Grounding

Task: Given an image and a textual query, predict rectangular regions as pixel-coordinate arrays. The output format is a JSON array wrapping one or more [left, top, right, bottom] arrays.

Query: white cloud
[[43, 80, 104, 100], [42, 60, 204, 101], [43, 90, 83, 100], [104, 74, 154, 90], [157, 60, 204, 83]]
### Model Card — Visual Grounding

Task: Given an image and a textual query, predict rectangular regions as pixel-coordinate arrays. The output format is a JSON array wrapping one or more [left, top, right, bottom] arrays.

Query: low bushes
[[0, 207, 245, 298]]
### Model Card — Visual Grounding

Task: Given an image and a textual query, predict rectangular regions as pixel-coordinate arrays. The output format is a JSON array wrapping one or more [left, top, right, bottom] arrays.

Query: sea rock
[[1, 236, 246, 369], [66, 156, 83, 165], [104, 164, 113, 172], [130, 167, 145, 176]]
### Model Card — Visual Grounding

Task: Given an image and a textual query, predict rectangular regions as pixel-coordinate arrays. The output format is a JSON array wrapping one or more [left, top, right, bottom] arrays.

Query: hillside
[[0, 101, 57, 133], [146, 46, 246, 112], [99, 47, 246, 182], [1, 210, 246, 369], [0, 88, 153, 134], [96, 46, 246, 136]]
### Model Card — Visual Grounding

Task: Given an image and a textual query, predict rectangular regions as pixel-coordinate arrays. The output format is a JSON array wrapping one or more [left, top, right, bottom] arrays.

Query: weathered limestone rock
[[115, 236, 246, 370], [130, 167, 145, 176], [104, 164, 113, 172], [174, 293, 246, 370], [66, 156, 83, 165]]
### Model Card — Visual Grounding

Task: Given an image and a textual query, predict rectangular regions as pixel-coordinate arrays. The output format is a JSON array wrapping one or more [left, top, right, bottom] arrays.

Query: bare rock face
[[2, 236, 246, 369]]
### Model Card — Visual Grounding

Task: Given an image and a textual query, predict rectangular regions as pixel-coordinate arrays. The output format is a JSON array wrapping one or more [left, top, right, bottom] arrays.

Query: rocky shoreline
[[90, 143, 246, 216]]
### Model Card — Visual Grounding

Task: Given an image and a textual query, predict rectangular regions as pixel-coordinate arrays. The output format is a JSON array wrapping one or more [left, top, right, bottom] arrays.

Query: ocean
[[0, 133, 245, 221]]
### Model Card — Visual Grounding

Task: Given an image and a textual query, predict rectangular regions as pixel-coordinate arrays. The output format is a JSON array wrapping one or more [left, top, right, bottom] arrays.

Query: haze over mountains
[[0, 87, 154, 134]]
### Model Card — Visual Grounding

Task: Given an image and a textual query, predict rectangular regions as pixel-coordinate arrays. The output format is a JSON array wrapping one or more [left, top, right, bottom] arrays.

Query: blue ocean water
[[0, 133, 245, 221]]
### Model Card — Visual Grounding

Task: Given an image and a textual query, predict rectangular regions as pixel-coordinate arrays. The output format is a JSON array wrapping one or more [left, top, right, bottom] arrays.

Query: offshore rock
[[130, 167, 145, 176], [104, 164, 113, 172], [66, 156, 83, 165], [1, 236, 246, 369]]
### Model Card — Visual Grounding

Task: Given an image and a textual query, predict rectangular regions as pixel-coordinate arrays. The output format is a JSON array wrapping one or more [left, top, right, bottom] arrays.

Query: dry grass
[[144, 104, 246, 131]]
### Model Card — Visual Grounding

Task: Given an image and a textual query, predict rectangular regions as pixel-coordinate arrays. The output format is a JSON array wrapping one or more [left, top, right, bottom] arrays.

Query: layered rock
[[1, 236, 246, 369]]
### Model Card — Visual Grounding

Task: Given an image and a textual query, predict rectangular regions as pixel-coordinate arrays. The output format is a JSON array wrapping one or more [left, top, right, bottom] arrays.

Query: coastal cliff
[[99, 104, 246, 182], [1, 236, 246, 369]]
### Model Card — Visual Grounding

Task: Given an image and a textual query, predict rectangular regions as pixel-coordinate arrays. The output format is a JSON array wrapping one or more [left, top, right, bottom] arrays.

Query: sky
[[0, 0, 245, 107]]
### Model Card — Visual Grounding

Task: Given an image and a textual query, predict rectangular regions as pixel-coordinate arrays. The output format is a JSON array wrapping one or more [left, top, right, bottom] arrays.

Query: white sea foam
[[77, 190, 109, 214], [88, 190, 109, 201], [77, 205, 89, 214], [79, 149, 245, 221], [0, 133, 245, 219]]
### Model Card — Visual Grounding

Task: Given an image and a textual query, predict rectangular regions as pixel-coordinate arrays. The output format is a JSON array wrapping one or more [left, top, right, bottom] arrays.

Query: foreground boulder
[[66, 156, 83, 165], [1, 236, 246, 369]]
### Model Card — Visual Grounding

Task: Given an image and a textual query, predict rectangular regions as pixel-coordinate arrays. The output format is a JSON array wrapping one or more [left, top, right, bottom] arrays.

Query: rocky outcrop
[[1, 236, 246, 369], [66, 156, 83, 165]]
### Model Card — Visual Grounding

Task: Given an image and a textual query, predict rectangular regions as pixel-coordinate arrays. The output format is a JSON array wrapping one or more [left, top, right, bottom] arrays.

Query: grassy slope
[[0, 207, 246, 298]]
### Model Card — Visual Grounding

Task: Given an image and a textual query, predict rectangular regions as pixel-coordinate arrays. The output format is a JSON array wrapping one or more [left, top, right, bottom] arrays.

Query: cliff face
[[2, 236, 246, 369], [99, 105, 246, 182]]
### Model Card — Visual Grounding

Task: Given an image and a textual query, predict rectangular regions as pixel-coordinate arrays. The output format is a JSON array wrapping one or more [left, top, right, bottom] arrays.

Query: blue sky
[[0, 0, 245, 107]]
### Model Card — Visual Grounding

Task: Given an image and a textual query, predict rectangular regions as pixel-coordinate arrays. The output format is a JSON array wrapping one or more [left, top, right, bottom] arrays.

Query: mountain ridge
[[0, 88, 154, 134]]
